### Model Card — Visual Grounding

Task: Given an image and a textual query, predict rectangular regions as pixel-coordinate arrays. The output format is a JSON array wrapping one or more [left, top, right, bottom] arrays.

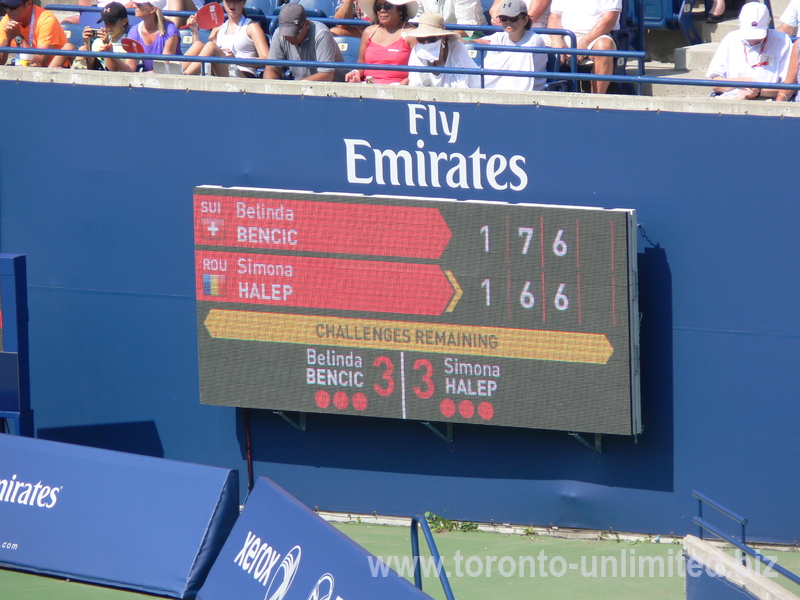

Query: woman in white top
[[474, 0, 547, 91], [182, 0, 269, 76]]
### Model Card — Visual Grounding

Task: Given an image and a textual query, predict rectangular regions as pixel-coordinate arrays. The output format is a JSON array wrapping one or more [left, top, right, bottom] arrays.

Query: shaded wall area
[[1, 80, 798, 541]]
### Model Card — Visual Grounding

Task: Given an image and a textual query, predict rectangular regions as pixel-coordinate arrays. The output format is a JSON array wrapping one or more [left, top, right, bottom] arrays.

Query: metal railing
[[410, 514, 456, 600], [6, 42, 800, 99], [692, 490, 800, 586]]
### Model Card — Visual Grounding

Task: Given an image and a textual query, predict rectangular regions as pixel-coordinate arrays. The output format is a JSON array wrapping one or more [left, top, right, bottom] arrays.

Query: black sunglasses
[[416, 36, 441, 44], [374, 2, 395, 10], [499, 14, 523, 22]]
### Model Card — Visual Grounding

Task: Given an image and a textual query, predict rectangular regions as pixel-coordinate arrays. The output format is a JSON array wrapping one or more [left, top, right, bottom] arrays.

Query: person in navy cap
[[0, 0, 67, 66]]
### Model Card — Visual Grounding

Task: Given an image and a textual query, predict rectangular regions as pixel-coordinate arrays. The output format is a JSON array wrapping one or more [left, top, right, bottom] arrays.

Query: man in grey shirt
[[264, 3, 347, 81]]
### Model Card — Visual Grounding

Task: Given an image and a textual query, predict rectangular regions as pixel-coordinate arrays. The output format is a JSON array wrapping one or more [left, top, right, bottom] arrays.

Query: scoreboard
[[194, 187, 641, 436]]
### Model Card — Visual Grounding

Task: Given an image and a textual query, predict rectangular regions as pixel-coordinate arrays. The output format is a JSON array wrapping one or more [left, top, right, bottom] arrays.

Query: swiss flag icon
[[200, 218, 226, 241]]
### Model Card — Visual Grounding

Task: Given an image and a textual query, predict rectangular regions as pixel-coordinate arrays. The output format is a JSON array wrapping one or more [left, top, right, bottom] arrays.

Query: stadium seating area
[[2, 0, 798, 97]]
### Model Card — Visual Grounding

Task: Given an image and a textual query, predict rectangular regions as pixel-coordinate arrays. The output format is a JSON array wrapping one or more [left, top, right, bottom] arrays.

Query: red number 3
[[413, 359, 434, 399], [373, 356, 394, 396]]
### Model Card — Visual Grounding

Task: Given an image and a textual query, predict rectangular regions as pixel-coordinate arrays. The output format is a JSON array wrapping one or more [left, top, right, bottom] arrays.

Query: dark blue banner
[[0, 434, 238, 598], [199, 477, 432, 600]]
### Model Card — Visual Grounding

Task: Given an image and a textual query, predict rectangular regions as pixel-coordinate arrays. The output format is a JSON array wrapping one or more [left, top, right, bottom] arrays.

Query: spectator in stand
[[777, 0, 800, 35], [182, 0, 269, 77], [404, 12, 480, 87], [0, 0, 68, 67], [330, 0, 372, 38], [546, 0, 621, 94], [70, 1, 131, 70], [105, 0, 181, 71], [414, 0, 486, 39], [489, 0, 549, 27], [707, 2, 792, 100], [264, 3, 348, 81], [473, 0, 546, 91], [166, 0, 203, 27], [782, 39, 799, 101], [707, 0, 725, 23], [345, 0, 417, 84]]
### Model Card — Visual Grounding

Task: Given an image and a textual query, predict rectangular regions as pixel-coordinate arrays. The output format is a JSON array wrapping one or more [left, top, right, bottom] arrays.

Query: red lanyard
[[744, 34, 769, 68]]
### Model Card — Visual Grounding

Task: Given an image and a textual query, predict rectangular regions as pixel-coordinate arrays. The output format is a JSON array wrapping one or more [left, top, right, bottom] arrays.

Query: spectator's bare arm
[[527, 0, 550, 24]]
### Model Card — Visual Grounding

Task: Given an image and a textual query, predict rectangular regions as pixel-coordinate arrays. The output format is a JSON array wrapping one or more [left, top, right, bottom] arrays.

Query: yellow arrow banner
[[204, 309, 614, 364]]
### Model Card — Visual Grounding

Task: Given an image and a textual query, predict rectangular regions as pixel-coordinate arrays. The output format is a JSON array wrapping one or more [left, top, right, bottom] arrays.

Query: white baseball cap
[[739, 2, 770, 40]]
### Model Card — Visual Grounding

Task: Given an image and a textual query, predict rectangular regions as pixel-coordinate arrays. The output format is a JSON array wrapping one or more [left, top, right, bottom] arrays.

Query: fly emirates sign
[[344, 103, 528, 191]]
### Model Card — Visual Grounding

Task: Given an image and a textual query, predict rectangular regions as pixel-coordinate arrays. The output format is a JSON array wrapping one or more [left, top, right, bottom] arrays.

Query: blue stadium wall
[[1, 79, 798, 543]]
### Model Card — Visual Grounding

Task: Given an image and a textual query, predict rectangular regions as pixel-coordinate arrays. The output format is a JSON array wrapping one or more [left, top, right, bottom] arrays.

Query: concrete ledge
[[684, 535, 800, 600], [3, 65, 800, 118]]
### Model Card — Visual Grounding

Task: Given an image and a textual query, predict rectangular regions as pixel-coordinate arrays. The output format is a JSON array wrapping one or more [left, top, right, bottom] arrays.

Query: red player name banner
[[195, 251, 458, 315], [194, 187, 641, 436], [195, 194, 451, 258]]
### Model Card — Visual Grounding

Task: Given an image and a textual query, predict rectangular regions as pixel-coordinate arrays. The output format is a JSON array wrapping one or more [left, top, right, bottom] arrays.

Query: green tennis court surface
[[3, 523, 799, 600]]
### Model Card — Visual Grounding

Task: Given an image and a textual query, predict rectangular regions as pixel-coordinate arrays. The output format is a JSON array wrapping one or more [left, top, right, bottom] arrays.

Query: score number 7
[[518, 227, 568, 257]]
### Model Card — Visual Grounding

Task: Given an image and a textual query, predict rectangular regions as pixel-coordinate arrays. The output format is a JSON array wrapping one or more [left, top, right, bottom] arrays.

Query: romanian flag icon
[[203, 274, 226, 296]]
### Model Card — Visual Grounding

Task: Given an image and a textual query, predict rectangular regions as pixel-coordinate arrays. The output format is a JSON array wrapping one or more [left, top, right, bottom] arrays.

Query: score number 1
[[480, 225, 570, 311]]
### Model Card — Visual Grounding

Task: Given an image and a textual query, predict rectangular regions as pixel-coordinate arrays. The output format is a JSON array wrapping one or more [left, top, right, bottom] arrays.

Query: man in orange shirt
[[0, 0, 68, 67]]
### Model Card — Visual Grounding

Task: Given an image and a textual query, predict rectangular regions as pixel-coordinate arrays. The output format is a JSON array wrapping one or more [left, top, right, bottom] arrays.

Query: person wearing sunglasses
[[489, 0, 548, 28], [472, 0, 546, 91], [404, 12, 479, 88], [182, 0, 269, 77], [707, 2, 792, 100], [546, 0, 621, 94], [0, 0, 67, 67], [345, 0, 417, 84], [110, 0, 181, 71]]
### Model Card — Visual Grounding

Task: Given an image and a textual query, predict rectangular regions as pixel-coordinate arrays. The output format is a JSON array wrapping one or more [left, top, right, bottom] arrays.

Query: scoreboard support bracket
[[569, 432, 602, 453], [273, 411, 307, 432], [422, 421, 453, 443]]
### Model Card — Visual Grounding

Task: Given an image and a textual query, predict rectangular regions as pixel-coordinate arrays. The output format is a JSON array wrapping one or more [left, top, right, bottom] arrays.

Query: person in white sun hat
[[404, 12, 480, 88], [707, 1, 792, 100]]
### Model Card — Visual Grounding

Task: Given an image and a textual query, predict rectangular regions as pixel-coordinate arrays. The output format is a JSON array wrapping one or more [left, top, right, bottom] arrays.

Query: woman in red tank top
[[344, 0, 418, 84]]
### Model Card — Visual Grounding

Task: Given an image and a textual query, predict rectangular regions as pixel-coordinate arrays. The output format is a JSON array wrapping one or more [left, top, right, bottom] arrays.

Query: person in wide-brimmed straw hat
[[345, 0, 418, 84], [403, 12, 480, 88]]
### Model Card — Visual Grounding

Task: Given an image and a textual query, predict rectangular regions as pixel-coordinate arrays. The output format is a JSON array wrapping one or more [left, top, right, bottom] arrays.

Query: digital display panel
[[194, 187, 641, 435]]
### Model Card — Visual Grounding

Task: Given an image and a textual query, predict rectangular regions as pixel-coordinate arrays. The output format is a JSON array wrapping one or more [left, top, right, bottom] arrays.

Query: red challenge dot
[[458, 400, 475, 419], [315, 390, 330, 409], [352, 392, 368, 411], [440, 398, 456, 417], [478, 401, 494, 420], [333, 391, 349, 410]]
